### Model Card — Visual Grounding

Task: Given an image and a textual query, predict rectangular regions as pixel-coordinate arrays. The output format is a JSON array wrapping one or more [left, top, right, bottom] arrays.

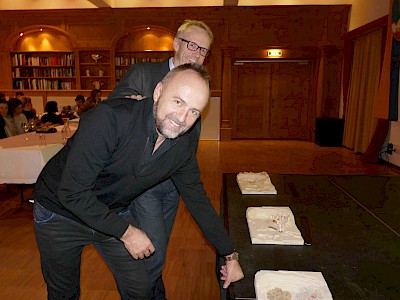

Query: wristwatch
[[224, 251, 239, 261]]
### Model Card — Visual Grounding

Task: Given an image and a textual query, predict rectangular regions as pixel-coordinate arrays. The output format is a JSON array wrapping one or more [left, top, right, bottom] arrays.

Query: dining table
[[0, 124, 78, 199]]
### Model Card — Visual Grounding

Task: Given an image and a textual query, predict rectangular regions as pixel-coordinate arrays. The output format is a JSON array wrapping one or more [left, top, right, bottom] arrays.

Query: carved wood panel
[[232, 62, 312, 139], [269, 62, 312, 139], [232, 63, 271, 138]]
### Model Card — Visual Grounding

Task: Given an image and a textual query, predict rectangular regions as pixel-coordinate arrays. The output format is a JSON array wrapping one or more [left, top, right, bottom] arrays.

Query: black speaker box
[[315, 118, 344, 147]]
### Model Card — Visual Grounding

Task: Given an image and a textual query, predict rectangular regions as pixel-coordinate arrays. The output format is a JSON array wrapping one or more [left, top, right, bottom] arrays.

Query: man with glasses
[[108, 20, 215, 299]]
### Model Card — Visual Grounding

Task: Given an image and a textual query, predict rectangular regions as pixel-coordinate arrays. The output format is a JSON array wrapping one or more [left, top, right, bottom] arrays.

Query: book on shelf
[[13, 68, 75, 78], [13, 78, 74, 90], [114, 56, 164, 66], [12, 53, 75, 66]]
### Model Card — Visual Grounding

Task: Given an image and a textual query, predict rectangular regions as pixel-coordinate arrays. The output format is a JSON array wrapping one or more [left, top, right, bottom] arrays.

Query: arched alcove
[[113, 26, 174, 83], [115, 26, 174, 51], [11, 26, 76, 51], [9, 26, 77, 91]]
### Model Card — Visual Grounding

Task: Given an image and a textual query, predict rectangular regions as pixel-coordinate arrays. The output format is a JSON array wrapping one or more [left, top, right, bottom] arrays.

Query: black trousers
[[34, 202, 152, 300]]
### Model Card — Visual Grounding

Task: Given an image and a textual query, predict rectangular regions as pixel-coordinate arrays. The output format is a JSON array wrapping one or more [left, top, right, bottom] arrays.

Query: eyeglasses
[[178, 38, 210, 57]]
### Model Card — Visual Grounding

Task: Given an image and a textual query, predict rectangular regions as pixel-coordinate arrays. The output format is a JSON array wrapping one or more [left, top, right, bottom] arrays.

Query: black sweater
[[34, 97, 235, 256]]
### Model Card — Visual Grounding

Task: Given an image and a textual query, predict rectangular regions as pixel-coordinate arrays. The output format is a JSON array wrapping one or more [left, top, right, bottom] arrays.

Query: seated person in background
[[15, 91, 24, 100], [75, 95, 85, 111], [0, 99, 8, 138], [60, 105, 73, 119], [20, 96, 36, 120], [5, 98, 28, 135], [0, 92, 6, 100], [61, 105, 72, 114], [70, 95, 85, 119], [41, 101, 64, 126], [78, 89, 102, 116], [87, 88, 102, 104]]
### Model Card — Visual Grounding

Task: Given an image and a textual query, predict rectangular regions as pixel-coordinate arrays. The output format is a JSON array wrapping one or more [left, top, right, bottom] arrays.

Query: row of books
[[12, 53, 75, 66], [115, 69, 128, 79], [115, 56, 164, 66], [13, 68, 76, 78], [13, 79, 75, 90]]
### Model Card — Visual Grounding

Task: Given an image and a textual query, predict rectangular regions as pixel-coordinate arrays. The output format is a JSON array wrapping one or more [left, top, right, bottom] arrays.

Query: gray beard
[[153, 104, 188, 139]]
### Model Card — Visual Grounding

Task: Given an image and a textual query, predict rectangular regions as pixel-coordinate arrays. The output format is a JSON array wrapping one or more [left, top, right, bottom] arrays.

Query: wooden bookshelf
[[79, 50, 111, 90], [11, 51, 76, 90]]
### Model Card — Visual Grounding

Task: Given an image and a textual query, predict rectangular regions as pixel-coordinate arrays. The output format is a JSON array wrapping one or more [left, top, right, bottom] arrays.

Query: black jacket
[[109, 58, 170, 99], [34, 96, 234, 256]]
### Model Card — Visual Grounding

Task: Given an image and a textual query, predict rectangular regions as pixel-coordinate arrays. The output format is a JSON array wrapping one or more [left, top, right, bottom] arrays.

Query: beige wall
[[349, 0, 390, 31]]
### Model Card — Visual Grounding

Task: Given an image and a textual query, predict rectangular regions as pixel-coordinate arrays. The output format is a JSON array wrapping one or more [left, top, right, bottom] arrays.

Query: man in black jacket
[[109, 19, 214, 298], [33, 64, 244, 300]]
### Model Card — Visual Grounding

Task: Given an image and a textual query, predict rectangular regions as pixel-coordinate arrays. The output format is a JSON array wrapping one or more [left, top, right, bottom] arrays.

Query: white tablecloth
[[0, 128, 76, 184]]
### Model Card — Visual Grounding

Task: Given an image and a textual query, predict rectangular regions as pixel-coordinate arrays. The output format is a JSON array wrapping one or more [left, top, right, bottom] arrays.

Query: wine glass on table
[[29, 119, 36, 131], [22, 122, 29, 140]]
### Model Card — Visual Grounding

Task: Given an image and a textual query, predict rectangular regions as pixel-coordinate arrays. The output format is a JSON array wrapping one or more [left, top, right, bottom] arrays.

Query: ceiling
[[0, 0, 353, 10]]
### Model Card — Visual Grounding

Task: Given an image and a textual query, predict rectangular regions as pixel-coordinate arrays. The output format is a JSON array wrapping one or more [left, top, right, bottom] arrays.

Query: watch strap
[[224, 251, 239, 261]]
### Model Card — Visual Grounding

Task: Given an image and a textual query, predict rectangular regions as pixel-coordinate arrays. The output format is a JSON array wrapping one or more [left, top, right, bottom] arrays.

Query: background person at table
[[5, 98, 28, 135], [20, 96, 36, 120], [33, 64, 244, 300], [70, 94, 85, 118], [78, 89, 102, 116], [0, 99, 8, 138], [15, 91, 24, 100], [1, 99, 18, 137], [40, 101, 64, 126], [108, 19, 214, 298]]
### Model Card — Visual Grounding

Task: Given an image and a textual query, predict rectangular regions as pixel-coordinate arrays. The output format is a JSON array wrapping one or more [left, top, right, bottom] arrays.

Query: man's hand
[[120, 225, 155, 259], [125, 94, 145, 100], [220, 260, 244, 288]]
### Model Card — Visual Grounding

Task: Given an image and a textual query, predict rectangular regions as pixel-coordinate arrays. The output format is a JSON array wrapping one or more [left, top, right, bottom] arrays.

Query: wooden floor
[[1, 140, 399, 300]]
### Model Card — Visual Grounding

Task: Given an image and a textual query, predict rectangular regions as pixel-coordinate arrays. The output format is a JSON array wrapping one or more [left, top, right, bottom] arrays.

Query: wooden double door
[[231, 62, 314, 139]]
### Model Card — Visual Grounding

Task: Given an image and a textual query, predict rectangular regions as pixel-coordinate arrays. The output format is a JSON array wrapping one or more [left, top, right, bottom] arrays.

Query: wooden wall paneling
[[269, 62, 312, 139], [220, 47, 234, 140], [0, 6, 351, 140], [0, 50, 12, 90], [204, 49, 223, 91], [232, 61, 313, 140], [316, 45, 327, 118], [324, 49, 344, 118], [231, 64, 239, 138], [232, 63, 272, 139], [308, 59, 319, 140], [74, 50, 82, 90]]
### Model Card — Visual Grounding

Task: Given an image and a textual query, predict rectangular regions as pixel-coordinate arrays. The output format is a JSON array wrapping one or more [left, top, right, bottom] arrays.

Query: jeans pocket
[[33, 202, 56, 224]]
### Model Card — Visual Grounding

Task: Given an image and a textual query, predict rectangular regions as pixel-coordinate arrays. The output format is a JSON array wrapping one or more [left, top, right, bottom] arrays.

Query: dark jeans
[[131, 179, 180, 300], [34, 202, 152, 300]]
